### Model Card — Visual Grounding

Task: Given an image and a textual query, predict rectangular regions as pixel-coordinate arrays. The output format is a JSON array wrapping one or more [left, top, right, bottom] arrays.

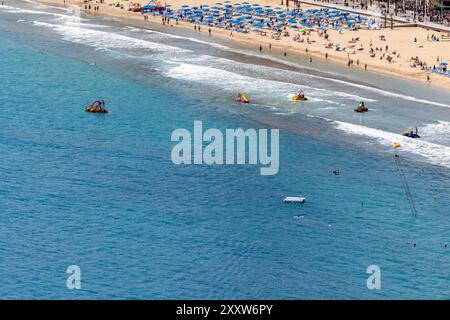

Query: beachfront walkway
[[300, 0, 450, 32]]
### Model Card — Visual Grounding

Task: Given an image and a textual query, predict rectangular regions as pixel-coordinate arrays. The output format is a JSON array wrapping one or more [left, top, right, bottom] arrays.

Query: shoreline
[[31, 0, 450, 90]]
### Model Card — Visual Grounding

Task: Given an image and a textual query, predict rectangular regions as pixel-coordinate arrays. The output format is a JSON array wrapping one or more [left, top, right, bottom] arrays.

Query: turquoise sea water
[[0, 1, 450, 299]]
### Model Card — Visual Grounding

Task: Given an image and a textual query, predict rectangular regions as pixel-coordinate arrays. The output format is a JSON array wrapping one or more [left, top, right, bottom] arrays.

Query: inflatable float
[[283, 196, 306, 203], [85, 100, 108, 113], [234, 92, 250, 103]]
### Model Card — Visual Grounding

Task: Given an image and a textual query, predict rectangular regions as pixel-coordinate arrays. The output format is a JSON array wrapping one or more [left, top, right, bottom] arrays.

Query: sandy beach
[[32, 0, 450, 89]]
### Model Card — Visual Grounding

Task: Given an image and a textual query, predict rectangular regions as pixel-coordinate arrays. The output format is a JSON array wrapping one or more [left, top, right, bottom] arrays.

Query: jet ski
[[401, 126, 420, 138], [85, 100, 108, 113], [234, 92, 250, 103], [354, 101, 368, 112]]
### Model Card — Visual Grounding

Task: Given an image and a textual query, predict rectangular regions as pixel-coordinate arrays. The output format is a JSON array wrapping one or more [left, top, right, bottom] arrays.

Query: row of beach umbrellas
[[146, 2, 376, 32]]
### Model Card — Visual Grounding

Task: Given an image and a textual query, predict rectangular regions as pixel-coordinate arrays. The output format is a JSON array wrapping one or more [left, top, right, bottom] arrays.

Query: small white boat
[[283, 196, 306, 203]]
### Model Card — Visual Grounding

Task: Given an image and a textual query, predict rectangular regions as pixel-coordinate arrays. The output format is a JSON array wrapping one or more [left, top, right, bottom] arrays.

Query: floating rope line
[[394, 153, 418, 217]]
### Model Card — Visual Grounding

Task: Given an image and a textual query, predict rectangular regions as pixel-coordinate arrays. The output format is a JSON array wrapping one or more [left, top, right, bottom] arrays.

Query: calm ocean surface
[[0, 0, 449, 299]]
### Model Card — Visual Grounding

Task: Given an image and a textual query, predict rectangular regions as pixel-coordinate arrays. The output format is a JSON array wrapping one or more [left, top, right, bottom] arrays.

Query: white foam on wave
[[20, 0, 69, 11], [32, 21, 191, 54], [165, 62, 374, 102], [1, 4, 82, 21], [125, 26, 231, 50], [333, 120, 450, 169], [419, 121, 450, 144], [202, 56, 377, 102], [314, 75, 450, 109]]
